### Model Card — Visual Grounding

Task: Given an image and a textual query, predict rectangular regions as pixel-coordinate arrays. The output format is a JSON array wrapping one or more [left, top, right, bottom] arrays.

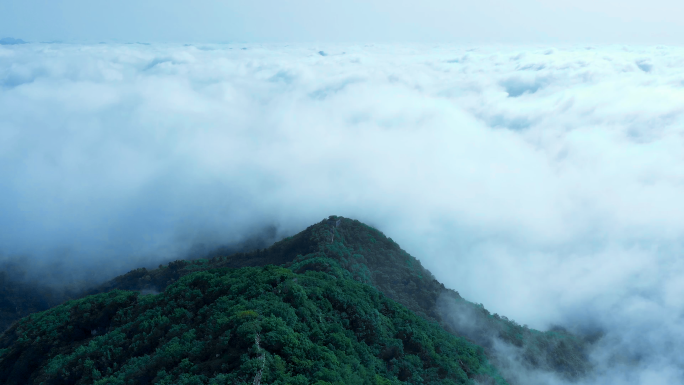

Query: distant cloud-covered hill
[[0, 37, 26, 45]]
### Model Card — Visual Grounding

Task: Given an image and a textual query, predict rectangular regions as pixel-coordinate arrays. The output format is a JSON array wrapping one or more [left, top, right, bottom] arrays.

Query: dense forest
[[0, 264, 507, 384], [0, 216, 594, 383]]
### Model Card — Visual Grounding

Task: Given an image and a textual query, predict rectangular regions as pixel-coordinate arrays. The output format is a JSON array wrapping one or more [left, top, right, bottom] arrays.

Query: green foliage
[[0, 265, 506, 385], [237, 310, 259, 319], [0, 215, 591, 384]]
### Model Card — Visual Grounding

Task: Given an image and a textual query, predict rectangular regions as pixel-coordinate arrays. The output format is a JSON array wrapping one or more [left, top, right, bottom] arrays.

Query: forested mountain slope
[[77, 216, 592, 382], [0, 264, 507, 384], [0, 216, 593, 383]]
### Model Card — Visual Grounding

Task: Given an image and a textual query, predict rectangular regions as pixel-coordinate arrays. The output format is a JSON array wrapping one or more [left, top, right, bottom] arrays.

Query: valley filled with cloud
[[2, 43, 684, 383]]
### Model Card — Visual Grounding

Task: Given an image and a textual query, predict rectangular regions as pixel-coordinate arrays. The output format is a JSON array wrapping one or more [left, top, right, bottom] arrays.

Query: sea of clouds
[[1, 43, 683, 383]]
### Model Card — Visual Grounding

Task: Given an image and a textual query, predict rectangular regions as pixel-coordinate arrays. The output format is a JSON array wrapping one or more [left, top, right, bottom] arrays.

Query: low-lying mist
[[2, 43, 684, 383]]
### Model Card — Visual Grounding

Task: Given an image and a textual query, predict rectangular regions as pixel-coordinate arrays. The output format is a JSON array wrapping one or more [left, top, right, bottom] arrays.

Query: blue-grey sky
[[1, 0, 683, 43]]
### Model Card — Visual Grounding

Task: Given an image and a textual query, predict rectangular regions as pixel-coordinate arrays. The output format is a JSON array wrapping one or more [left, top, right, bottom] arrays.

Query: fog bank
[[2, 43, 684, 383]]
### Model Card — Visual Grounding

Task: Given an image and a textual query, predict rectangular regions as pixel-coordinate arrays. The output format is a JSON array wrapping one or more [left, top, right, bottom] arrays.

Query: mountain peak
[[1, 216, 592, 382]]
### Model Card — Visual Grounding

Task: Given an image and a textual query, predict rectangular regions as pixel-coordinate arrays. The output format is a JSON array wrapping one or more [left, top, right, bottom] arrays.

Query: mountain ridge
[[0, 216, 593, 383], [78, 216, 593, 382]]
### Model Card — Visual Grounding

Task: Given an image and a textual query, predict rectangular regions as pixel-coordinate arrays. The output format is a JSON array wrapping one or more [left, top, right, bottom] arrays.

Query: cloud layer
[[2, 43, 684, 383]]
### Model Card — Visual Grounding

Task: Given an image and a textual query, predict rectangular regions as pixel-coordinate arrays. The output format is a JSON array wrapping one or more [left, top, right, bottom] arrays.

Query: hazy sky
[[1, 0, 684, 44]]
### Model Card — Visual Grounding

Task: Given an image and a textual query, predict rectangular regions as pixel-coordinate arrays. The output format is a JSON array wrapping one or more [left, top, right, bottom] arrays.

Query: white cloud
[[2, 43, 684, 382]]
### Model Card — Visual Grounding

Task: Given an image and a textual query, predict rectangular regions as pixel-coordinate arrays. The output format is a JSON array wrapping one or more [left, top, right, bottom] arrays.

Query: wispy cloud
[[1, 43, 684, 383]]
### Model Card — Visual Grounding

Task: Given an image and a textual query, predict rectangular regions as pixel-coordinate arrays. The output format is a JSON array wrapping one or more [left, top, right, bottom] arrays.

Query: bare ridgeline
[[0, 216, 594, 384]]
